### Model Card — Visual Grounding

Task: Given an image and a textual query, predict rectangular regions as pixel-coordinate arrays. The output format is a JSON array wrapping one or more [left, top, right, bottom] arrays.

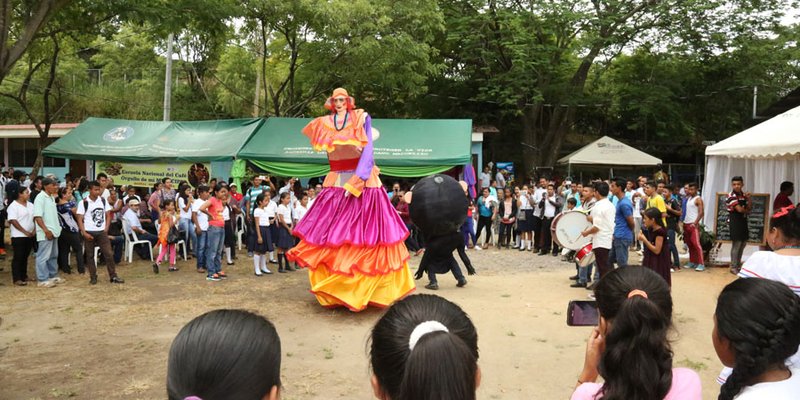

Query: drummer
[[570, 184, 598, 288]]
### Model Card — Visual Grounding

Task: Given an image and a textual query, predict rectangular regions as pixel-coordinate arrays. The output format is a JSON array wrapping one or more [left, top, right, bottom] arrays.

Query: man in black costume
[[408, 175, 476, 290]]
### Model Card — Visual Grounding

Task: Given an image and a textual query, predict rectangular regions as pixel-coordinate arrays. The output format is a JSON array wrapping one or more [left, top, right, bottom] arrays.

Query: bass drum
[[551, 210, 592, 250]]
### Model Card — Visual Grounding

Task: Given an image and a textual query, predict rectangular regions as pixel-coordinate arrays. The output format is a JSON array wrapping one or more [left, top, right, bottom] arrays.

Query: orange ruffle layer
[[306, 264, 416, 312], [286, 241, 410, 277]]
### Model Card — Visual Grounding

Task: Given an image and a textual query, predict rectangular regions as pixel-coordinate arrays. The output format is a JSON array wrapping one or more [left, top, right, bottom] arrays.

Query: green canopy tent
[[43, 117, 264, 162], [237, 117, 473, 177]]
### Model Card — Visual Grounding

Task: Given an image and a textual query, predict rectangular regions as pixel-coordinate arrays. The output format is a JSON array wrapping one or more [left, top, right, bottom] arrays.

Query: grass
[[676, 357, 708, 371], [322, 347, 334, 360]]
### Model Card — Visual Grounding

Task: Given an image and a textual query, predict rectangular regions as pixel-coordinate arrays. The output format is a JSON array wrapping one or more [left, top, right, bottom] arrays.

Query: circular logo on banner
[[103, 126, 134, 142]]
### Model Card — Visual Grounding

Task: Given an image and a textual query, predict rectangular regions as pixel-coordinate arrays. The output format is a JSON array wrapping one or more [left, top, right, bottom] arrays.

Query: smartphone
[[566, 300, 599, 326]]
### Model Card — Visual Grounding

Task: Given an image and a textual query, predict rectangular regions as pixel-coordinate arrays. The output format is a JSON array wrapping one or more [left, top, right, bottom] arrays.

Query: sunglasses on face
[[333, 97, 346, 103]]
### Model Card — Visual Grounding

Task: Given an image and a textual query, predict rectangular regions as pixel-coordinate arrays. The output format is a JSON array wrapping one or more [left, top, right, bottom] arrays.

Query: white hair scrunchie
[[408, 320, 449, 351]]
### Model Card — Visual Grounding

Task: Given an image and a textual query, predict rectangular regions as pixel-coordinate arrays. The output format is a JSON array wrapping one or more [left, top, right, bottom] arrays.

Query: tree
[[243, 0, 444, 117], [436, 0, 793, 175], [0, 0, 72, 86]]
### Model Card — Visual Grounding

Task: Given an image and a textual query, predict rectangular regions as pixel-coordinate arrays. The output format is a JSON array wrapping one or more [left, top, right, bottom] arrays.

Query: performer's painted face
[[333, 96, 346, 111]]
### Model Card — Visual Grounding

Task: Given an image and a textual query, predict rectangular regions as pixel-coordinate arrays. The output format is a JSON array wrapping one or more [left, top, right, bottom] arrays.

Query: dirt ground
[[0, 245, 734, 400]]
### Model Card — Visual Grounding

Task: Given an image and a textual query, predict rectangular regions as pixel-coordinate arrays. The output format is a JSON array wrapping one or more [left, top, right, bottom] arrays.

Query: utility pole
[[752, 86, 758, 120], [253, 48, 262, 117], [163, 33, 174, 121]]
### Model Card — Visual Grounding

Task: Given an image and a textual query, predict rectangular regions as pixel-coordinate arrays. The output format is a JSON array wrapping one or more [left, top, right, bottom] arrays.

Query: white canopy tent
[[558, 135, 662, 176], [702, 104, 800, 264], [702, 104, 800, 228]]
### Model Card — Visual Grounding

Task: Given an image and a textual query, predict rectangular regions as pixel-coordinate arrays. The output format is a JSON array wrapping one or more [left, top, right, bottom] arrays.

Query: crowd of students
[[2, 171, 317, 286]]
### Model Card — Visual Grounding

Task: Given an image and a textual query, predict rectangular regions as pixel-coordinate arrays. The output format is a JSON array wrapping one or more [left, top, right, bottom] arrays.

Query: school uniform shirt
[[542, 195, 559, 218], [293, 203, 308, 223], [532, 187, 547, 217], [265, 201, 278, 220], [277, 204, 293, 225], [590, 197, 616, 250], [733, 367, 800, 399], [77, 196, 111, 232], [253, 207, 270, 226], [571, 368, 701, 400], [192, 198, 209, 231], [101, 188, 110, 200], [7, 200, 34, 238]]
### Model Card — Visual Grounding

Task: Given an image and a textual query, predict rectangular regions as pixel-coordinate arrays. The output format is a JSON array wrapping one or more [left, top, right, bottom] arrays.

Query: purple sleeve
[[463, 164, 477, 199], [355, 114, 375, 181]]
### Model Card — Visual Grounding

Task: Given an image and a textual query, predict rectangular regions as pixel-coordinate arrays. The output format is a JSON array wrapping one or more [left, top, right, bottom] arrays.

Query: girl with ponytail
[[714, 278, 800, 399], [369, 294, 480, 400], [717, 204, 800, 385], [572, 266, 701, 400]]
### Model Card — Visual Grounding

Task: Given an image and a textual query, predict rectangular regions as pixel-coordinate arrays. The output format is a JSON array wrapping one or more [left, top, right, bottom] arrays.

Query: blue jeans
[[609, 238, 631, 268], [36, 238, 59, 282], [196, 230, 207, 269], [461, 218, 476, 247], [179, 218, 196, 254], [667, 228, 680, 267], [205, 226, 225, 276], [578, 262, 594, 285]]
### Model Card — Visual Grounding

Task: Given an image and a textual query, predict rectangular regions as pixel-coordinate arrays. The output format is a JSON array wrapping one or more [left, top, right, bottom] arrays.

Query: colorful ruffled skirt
[[286, 187, 416, 311]]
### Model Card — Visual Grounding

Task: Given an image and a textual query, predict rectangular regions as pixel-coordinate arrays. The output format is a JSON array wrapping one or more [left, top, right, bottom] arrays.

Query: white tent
[[702, 104, 800, 228], [702, 104, 800, 264], [558, 136, 661, 176]]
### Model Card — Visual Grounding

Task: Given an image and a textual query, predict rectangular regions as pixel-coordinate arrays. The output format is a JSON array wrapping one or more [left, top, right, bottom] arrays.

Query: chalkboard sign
[[713, 192, 770, 245]]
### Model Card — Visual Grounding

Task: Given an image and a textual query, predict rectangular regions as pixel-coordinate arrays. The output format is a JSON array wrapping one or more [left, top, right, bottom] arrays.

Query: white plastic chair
[[235, 213, 246, 250], [155, 220, 187, 261], [122, 219, 154, 263]]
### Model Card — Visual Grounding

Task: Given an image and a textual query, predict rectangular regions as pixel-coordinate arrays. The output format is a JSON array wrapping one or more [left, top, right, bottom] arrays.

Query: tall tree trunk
[[30, 140, 44, 177]]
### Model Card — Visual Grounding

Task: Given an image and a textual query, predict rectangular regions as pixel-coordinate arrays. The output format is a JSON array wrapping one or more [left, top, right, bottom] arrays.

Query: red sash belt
[[329, 158, 359, 172]]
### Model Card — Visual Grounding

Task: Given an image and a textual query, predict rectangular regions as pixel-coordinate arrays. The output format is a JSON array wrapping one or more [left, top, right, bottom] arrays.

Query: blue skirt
[[254, 226, 274, 254], [275, 225, 294, 249]]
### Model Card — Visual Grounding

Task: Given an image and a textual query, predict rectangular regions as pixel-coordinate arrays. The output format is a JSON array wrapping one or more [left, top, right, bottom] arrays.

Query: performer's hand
[[344, 190, 350, 198], [414, 268, 424, 280], [466, 264, 476, 275]]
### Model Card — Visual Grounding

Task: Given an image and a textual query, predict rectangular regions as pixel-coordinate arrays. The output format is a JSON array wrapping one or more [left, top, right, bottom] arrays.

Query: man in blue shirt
[[609, 177, 635, 268]]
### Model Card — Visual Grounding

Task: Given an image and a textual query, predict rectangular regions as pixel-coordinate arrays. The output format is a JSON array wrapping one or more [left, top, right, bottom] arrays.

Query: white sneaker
[[38, 280, 55, 288], [50, 277, 66, 284], [474, 245, 482, 251]]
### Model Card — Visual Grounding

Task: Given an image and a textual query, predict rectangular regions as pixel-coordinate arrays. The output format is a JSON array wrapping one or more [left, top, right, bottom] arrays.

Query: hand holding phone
[[567, 300, 599, 326]]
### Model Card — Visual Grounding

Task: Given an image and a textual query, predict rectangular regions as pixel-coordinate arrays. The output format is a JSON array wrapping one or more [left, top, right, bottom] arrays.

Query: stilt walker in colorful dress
[[286, 88, 415, 311]]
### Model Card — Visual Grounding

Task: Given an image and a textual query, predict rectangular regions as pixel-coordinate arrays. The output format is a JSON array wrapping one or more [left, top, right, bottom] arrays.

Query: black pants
[[594, 247, 611, 278], [404, 224, 421, 252], [531, 216, 542, 250], [11, 237, 34, 282], [540, 217, 553, 252], [224, 219, 236, 259], [58, 230, 84, 273], [499, 223, 514, 246], [0, 210, 6, 249], [475, 216, 493, 245]]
